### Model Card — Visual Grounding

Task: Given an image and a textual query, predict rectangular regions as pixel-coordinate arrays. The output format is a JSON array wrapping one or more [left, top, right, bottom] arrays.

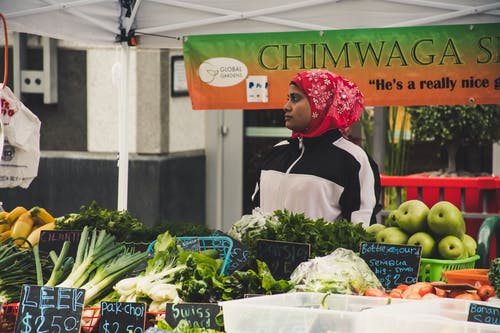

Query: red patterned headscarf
[[290, 69, 364, 138]]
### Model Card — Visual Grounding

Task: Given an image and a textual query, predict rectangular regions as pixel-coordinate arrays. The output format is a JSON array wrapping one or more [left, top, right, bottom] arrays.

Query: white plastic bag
[[0, 85, 41, 188]]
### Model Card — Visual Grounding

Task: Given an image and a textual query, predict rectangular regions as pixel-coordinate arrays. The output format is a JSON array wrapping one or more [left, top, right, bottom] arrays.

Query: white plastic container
[[219, 292, 401, 333], [355, 298, 500, 333]]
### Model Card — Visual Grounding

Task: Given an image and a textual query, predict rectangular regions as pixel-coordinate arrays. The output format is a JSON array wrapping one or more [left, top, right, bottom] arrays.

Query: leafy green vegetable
[[0, 239, 50, 302], [488, 257, 500, 296], [221, 260, 293, 301], [175, 254, 225, 303], [55, 201, 214, 242], [55, 201, 147, 242], [239, 210, 374, 258]]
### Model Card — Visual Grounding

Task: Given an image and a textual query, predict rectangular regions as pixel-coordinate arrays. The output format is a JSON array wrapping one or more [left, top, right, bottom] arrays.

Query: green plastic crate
[[418, 255, 480, 282]]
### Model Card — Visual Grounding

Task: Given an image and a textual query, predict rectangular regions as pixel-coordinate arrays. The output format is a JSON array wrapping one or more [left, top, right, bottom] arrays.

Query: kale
[[488, 257, 500, 295]]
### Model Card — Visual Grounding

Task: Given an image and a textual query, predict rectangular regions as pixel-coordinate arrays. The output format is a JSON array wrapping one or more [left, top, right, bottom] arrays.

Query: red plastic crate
[[0, 303, 101, 333], [0, 304, 164, 332], [0, 303, 19, 333], [80, 307, 100, 333], [381, 175, 500, 263]]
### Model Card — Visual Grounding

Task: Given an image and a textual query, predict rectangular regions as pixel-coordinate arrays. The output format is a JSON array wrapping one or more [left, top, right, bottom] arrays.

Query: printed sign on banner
[[183, 23, 500, 110]]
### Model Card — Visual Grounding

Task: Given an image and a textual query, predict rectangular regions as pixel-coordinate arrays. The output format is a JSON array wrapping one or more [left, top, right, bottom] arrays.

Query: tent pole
[[117, 43, 130, 211]]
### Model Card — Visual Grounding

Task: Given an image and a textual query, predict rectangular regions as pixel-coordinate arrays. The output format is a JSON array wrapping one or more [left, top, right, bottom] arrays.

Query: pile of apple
[[366, 200, 476, 260]]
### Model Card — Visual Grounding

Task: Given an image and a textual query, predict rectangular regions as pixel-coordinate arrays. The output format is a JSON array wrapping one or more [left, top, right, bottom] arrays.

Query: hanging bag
[[0, 13, 41, 188]]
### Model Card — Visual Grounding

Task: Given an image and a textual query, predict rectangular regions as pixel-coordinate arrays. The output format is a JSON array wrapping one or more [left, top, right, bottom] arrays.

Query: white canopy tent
[[4, 0, 500, 48], [2, 0, 500, 214]]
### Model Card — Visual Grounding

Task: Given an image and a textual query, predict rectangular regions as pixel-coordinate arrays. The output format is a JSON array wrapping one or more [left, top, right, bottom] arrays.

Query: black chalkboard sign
[[100, 301, 146, 333], [14, 285, 85, 333], [467, 302, 500, 325], [359, 242, 422, 290], [165, 302, 222, 330], [39, 230, 82, 259], [213, 230, 250, 274], [256, 239, 310, 280]]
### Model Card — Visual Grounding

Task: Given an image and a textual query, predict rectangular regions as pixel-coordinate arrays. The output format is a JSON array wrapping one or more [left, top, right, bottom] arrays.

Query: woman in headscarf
[[252, 69, 381, 226]]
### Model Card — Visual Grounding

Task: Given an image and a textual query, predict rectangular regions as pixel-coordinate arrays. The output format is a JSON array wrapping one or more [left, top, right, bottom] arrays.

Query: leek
[[45, 240, 73, 286], [81, 250, 148, 305], [56, 226, 124, 289]]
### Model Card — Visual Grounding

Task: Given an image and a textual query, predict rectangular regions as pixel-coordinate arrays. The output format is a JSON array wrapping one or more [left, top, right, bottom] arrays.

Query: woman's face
[[284, 84, 311, 132]]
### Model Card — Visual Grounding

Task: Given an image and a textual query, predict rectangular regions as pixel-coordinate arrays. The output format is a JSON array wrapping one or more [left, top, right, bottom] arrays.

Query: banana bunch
[[0, 206, 56, 248]]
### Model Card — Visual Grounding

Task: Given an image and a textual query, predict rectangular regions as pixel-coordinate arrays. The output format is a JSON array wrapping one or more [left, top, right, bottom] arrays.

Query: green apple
[[407, 231, 436, 258], [395, 200, 430, 234], [385, 210, 400, 227], [427, 201, 466, 238], [376, 227, 409, 245], [364, 224, 386, 238], [437, 235, 465, 260], [462, 234, 477, 257]]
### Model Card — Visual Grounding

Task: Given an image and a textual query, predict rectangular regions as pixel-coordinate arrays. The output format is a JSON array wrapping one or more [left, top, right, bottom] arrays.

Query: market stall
[[0, 203, 499, 332], [1, 1, 500, 332]]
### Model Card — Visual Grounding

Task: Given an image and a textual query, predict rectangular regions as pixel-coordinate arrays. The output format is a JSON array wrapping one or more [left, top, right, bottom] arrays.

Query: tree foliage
[[406, 104, 500, 173]]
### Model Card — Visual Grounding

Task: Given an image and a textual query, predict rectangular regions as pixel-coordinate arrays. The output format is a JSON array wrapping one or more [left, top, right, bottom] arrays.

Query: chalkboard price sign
[[100, 301, 146, 333], [15, 285, 85, 333], [165, 302, 222, 330], [359, 242, 422, 290], [39, 230, 82, 259], [213, 230, 250, 274], [256, 239, 310, 280], [467, 302, 500, 325]]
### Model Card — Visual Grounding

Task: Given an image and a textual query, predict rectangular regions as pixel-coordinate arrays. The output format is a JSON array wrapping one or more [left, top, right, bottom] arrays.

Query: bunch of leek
[[43, 226, 148, 306]]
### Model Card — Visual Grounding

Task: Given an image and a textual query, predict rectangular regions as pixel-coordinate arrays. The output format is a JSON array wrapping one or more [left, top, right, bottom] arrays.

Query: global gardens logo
[[198, 58, 248, 87]]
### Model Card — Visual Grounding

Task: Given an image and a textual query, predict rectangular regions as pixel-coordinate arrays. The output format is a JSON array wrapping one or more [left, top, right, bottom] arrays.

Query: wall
[[0, 38, 206, 226], [0, 151, 205, 226]]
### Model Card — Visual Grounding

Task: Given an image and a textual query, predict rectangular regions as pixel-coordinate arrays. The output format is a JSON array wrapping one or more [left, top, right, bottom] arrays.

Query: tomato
[[454, 292, 481, 301], [477, 285, 496, 301], [396, 284, 409, 292], [364, 288, 387, 297], [389, 289, 403, 298], [418, 283, 435, 297]]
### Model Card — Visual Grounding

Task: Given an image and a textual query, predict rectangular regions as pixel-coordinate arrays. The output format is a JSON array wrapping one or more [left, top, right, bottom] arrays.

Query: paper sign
[[246, 75, 268, 103]]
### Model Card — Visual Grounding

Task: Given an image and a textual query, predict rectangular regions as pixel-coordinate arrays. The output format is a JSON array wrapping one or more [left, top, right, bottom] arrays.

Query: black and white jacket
[[253, 129, 381, 226]]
